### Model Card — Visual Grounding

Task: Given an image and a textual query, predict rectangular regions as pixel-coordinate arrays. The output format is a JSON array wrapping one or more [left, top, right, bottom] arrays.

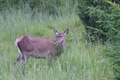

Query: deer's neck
[[62, 40, 66, 51], [58, 40, 66, 51]]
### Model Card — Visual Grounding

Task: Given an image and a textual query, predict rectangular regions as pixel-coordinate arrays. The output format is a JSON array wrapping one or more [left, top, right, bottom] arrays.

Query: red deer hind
[[14, 29, 69, 65]]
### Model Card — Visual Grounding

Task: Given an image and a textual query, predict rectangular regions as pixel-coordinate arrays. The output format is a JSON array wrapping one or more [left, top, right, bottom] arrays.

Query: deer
[[14, 29, 69, 65]]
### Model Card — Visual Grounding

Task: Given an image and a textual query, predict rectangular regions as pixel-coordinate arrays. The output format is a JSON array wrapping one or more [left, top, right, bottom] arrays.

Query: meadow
[[0, 6, 114, 80]]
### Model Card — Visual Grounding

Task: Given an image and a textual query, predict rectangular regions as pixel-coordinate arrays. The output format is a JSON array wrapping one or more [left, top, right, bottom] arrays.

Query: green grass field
[[0, 7, 114, 80]]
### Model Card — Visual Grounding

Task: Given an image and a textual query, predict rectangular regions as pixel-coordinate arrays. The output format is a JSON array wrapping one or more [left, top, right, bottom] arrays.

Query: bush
[[78, 0, 120, 42], [78, 0, 120, 79]]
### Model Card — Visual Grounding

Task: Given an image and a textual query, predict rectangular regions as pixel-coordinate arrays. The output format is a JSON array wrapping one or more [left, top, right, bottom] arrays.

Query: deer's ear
[[53, 28, 59, 35], [64, 29, 69, 35]]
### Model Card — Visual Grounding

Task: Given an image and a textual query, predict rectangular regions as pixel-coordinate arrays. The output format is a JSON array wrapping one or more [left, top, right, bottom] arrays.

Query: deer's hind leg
[[22, 52, 31, 64], [14, 48, 23, 65]]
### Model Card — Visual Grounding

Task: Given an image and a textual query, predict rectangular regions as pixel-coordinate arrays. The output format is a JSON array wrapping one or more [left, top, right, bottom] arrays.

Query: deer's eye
[[57, 36, 61, 38], [56, 33, 65, 37]]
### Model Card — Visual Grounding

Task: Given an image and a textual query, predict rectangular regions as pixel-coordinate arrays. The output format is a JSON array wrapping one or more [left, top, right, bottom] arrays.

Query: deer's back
[[16, 36, 57, 57]]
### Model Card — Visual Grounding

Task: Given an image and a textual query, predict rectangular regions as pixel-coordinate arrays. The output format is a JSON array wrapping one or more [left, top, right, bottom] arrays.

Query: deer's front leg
[[47, 54, 53, 65], [54, 57, 58, 64]]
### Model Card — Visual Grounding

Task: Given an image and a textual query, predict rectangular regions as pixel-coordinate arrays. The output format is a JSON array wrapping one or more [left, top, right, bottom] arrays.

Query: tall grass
[[0, 3, 114, 80]]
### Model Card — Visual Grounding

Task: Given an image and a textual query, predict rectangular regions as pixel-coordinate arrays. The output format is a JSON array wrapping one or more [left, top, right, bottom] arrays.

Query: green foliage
[[0, 0, 78, 15], [105, 40, 120, 80], [0, 1, 114, 79], [78, 0, 120, 41], [104, 1, 120, 79], [78, 0, 120, 79], [0, 0, 119, 79]]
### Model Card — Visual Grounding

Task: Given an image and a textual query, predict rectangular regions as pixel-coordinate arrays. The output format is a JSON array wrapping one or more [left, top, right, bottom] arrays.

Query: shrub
[[78, 0, 120, 79]]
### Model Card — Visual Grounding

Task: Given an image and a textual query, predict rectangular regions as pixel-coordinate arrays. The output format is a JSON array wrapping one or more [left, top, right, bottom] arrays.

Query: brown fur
[[14, 29, 69, 65], [18, 36, 57, 56]]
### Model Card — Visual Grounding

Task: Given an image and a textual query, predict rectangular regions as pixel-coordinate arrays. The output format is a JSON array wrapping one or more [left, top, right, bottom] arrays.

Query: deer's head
[[53, 29, 69, 44]]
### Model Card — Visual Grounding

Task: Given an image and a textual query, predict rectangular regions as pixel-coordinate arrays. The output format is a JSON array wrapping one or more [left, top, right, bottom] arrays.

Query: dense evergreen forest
[[0, 0, 120, 80]]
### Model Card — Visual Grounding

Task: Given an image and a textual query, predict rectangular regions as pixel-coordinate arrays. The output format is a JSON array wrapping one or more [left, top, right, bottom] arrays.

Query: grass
[[0, 7, 114, 80]]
